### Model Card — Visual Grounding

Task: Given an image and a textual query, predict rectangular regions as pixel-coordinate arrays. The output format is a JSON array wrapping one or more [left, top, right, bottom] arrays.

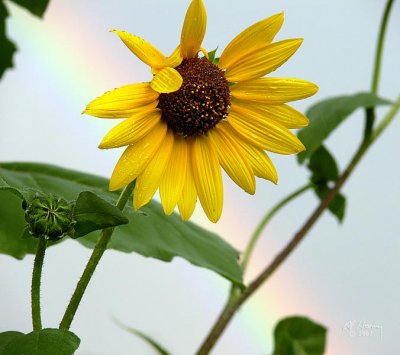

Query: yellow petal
[[225, 39, 303, 82], [231, 78, 319, 103], [166, 45, 184, 68], [178, 142, 198, 221], [240, 143, 278, 183], [228, 127, 278, 183], [99, 110, 161, 149], [84, 83, 159, 118], [219, 12, 284, 70], [228, 108, 305, 154], [200, 47, 208, 59], [231, 98, 309, 128], [191, 136, 223, 223], [180, 0, 207, 58], [111, 30, 167, 69], [134, 129, 175, 210], [109, 121, 167, 191], [209, 123, 255, 194], [159, 136, 188, 215], [150, 67, 183, 93], [220, 121, 277, 182], [151, 46, 184, 74]]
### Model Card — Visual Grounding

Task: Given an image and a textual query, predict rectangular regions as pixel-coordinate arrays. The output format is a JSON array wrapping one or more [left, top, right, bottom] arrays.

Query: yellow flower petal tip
[[283, 38, 303, 54], [86, 1, 316, 222], [218, 11, 286, 70], [109, 29, 122, 35], [276, 11, 284, 24], [109, 181, 123, 192], [297, 141, 306, 152], [309, 83, 319, 96], [111, 30, 168, 70], [180, 0, 207, 58]]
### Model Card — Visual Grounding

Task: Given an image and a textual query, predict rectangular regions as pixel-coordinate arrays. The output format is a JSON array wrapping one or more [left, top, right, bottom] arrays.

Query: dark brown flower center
[[158, 58, 231, 137]]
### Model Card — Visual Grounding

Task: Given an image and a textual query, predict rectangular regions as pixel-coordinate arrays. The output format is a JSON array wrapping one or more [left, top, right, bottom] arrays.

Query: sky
[[0, 0, 399, 354]]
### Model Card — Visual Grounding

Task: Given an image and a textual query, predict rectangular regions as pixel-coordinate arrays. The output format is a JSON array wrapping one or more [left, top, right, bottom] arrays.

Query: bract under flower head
[[24, 193, 75, 240], [84, 0, 318, 223]]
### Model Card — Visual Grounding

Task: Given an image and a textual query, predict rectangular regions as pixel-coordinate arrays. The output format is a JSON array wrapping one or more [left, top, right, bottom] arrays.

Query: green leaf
[[315, 185, 346, 223], [207, 47, 219, 64], [0, 175, 25, 199], [2, 328, 80, 355], [298, 92, 392, 163], [0, 190, 38, 258], [73, 191, 129, 238], [307, 146, 346, 223], [308, 146, 339, 184], [0, 331, 24, 353], [0, 162, 243, 284], [79, 206, 243, 284], [273, 316, 327, 355], [0, 1, 17, 79], [8, 0, 50, 17], [113, 317, 170, 355]]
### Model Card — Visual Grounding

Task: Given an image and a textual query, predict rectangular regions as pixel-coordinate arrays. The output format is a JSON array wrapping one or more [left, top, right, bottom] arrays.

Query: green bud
[[24, 193, 75, 241]]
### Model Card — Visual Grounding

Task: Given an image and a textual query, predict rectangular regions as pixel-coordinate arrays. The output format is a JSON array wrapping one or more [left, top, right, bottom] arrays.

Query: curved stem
[[371, 0, 395, 94], [31, 237, 47, 331], [59, 181, 136, 330], [241, 183, 312, 273], [364, 0, 395, 138], [196, 95, 400, 355]]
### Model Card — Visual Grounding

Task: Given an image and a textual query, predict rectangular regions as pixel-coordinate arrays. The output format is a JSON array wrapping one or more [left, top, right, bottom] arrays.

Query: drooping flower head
[[84, 0, 318, 222]]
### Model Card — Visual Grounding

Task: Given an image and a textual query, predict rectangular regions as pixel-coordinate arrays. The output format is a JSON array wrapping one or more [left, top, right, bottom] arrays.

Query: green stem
[[241, 183, 312, 273], [59, 181, 136, 330], [31, 237, 47, 331], [196, 95, 400, 355], [226, 184, 312, 305], [371, 0, 395, 94], [364, 0, 395, 138]]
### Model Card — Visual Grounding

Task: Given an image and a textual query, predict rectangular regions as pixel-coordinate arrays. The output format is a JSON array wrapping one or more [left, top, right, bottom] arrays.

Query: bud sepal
[[23, 193, 75, 241]]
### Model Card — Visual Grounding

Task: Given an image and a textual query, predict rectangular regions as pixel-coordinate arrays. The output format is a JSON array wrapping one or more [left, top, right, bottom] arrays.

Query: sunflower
[[84, 0, 318, 223]]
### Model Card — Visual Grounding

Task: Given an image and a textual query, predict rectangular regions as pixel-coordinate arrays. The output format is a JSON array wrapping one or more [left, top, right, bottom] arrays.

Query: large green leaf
[[0, 331, 24, 353], [1, 328, 80, 355], [0, 1, 17, 79], [73, 191, 129, 238], [273, 316, 327, 355], [8, 0, 50, 17], [0, 190, 38, 258], [0, 175, 24, 199], [298, 92, 391, 163], [0, 162, 243, 284]]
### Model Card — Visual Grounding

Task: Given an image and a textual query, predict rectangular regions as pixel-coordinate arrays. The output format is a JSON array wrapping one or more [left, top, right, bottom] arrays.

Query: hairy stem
[[364, 0, 395, 138], [196, 95, 400, 355], [31, 237, 47, 331], [59, 181, 135, 330]]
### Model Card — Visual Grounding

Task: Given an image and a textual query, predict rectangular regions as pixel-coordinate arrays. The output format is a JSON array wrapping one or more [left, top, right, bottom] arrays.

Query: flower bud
[[24, 193, 75, 241]]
